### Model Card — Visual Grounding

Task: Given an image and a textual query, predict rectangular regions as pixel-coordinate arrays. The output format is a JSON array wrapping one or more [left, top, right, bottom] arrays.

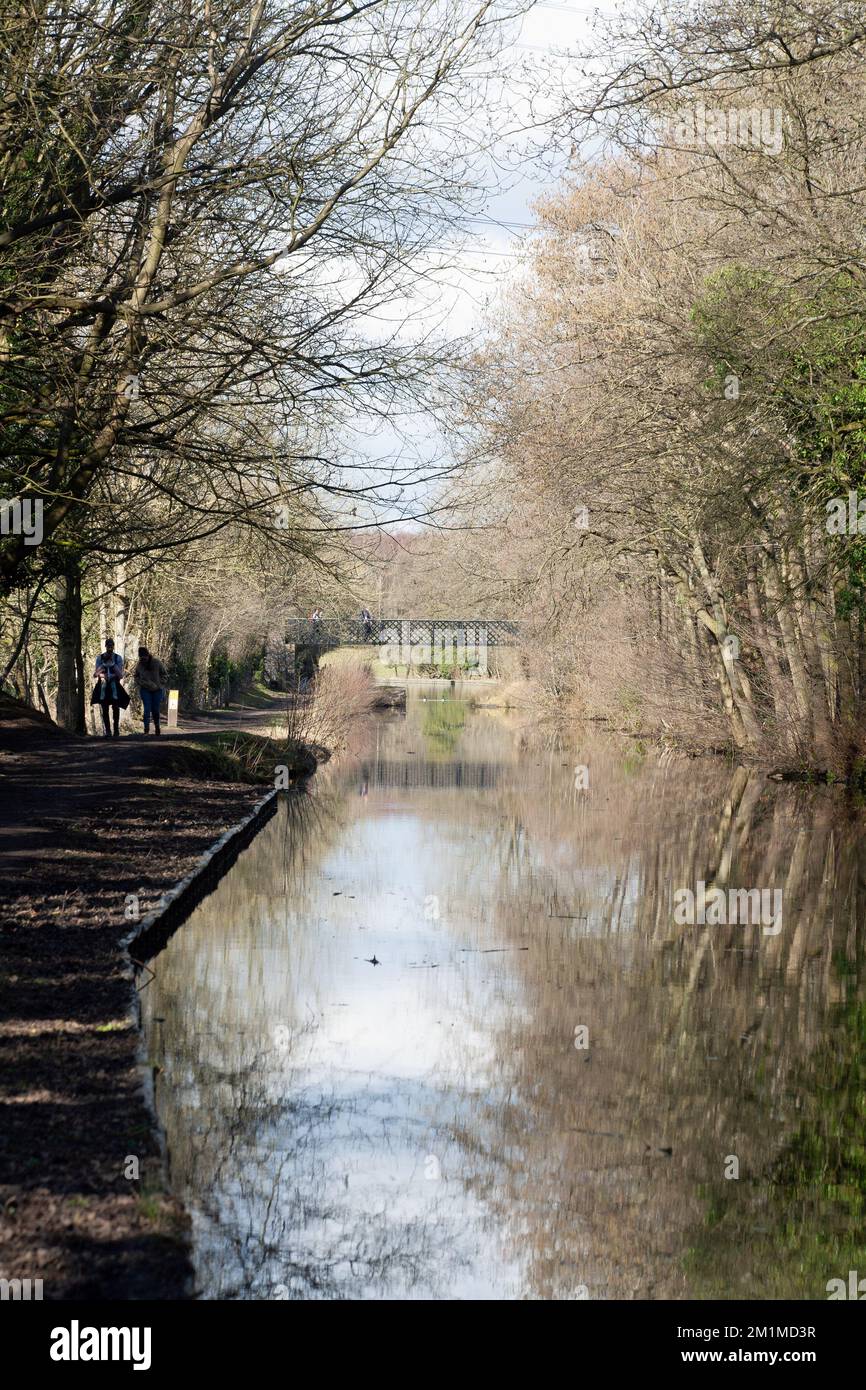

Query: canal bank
[[0, 693, 318, 1299]]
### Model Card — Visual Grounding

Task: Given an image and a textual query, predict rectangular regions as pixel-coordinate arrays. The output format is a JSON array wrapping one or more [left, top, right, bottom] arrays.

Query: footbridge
[[284, 618, 519, 649], [284, 617, 519, 676]]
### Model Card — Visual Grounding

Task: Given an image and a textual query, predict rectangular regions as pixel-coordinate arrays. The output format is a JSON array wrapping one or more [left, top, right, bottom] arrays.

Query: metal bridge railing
[[284, 618, 519, 648]]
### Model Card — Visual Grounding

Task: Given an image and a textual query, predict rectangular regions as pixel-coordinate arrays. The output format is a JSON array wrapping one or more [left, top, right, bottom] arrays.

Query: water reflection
[[141, 686, 866, 1299]]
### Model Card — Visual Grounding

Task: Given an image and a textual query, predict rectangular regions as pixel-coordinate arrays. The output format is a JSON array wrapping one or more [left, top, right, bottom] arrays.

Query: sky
[[332, 0, 624, 529]]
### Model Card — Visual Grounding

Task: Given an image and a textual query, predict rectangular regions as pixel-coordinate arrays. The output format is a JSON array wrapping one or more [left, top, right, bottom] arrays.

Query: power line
[[436, 243, 533, 258], [458, 215, 537, 231]]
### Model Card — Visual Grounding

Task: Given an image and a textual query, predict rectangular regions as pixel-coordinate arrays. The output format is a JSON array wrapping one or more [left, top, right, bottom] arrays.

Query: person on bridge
[[310, 607, 322, 637], [360, 607, 374, 641], [133, 646, 168, 735], [91, 637, 126, 738]]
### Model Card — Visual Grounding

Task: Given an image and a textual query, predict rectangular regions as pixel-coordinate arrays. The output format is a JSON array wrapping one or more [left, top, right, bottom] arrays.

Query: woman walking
[[133, 646, 168, 735], [92, 637, 125, 738]]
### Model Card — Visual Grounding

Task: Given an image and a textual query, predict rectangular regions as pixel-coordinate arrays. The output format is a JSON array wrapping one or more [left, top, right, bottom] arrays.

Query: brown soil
[[0, 692, 305, 1300]]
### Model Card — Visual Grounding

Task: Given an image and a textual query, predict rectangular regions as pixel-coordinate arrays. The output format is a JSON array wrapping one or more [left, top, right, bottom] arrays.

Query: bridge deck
[[285, 618, 519, 647]]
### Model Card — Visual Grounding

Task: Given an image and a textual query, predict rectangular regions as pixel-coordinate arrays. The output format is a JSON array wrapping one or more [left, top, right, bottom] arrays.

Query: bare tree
[[1, 0, 527, 721]]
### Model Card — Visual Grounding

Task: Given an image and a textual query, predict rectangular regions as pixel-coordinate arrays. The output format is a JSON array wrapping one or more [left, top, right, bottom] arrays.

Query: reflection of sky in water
[[145, 707, 534, 1299], [257, 812, 530, 1301], [143, 691, 866, 1301]]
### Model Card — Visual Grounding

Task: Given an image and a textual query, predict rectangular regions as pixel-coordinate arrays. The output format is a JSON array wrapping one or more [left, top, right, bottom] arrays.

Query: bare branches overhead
[[1, 0, 524, 587]]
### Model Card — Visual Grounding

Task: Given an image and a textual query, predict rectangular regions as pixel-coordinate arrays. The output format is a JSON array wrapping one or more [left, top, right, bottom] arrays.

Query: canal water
[[141, 686, 866, 1300]]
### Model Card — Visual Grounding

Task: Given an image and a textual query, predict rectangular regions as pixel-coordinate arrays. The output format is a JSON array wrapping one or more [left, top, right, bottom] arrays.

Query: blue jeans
[[141, 688, 163, 729]]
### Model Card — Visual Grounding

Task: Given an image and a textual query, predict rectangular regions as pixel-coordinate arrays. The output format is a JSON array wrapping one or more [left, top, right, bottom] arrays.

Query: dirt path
[[0, 693, 303, 1300]]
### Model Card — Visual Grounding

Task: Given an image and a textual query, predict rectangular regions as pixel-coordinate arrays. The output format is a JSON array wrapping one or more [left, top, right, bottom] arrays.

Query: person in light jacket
[[133, 646, 168, 735]]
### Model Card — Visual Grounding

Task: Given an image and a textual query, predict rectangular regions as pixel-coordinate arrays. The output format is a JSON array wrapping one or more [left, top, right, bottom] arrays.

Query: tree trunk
[[690, 539, 761, 747], [745, 562, 792, 749], [786, 544, 835, 762], [114, 563, 130, 659], [760, 550, 812, 733], [56, 565, 85, 733]]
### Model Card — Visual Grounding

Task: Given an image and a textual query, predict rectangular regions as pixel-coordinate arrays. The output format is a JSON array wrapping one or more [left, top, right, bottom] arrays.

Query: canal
[[141, 685, 866, 1299]]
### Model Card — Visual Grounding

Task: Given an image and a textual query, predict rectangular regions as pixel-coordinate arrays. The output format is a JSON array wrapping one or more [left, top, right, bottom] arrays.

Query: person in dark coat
[[92, 637, 124, 738]]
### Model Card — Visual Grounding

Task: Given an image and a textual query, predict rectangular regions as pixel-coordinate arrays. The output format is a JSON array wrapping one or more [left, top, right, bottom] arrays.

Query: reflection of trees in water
[[686, 992, 866, 1300], [178, 1076, 464, 1300], [147, 790, 339, 1067], [145, 711, 866, 1300], [156, 1056, 472, 1299], [444, 754, 866, 1299], [421, 699, 467, 758], [318, 721, 866, 1299], [144, 788, 472, 1299]]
